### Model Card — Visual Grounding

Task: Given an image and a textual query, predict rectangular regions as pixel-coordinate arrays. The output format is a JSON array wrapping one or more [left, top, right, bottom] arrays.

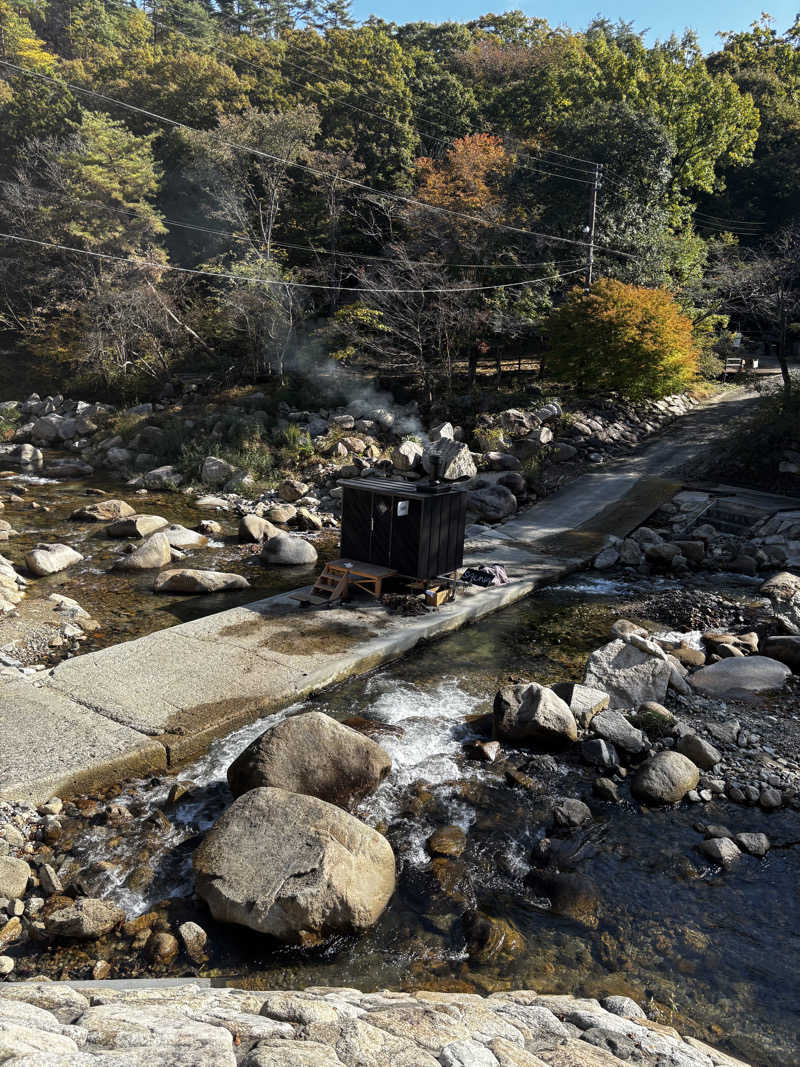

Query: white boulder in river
[[260, 533, 318, 566], [25, 543, 83, 576], [493, 682, 578, 746], [106, 514, 169, 538], [631, 751, 700, 804], [227, 710, 391, 805], [113, 531, 171, 570], [70, 499, 135, 522], [584, 638, 673, 709], [153, 569, 249, 594], [193, 787, 396, 944]]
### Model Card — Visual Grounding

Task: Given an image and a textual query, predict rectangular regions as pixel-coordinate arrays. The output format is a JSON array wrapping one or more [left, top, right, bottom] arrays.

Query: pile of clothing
[[460, 564, 510, 587]]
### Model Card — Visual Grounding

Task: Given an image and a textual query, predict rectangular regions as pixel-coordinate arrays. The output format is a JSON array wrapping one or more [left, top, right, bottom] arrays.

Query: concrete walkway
[[0, 389, 757, 804]]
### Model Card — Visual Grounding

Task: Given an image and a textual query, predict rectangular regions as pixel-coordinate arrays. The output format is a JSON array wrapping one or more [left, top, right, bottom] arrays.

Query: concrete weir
[[0, 468, 686, 805]]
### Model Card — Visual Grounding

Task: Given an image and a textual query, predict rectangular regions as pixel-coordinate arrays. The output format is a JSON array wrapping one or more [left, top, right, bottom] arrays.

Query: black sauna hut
[[339, 476, 468, 581]]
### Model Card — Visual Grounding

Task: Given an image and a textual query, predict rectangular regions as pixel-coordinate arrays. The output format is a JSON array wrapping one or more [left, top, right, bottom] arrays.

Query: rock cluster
[[594, 490, 800, 578], [3, 388, 703, 552], [489, 603, 799, 828], [195, 712, 395, 944], [0, 982, 751, 1066]]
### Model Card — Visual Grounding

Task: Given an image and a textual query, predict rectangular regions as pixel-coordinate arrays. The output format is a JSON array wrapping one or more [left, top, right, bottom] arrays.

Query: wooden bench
[[723, 356, 745, 378]]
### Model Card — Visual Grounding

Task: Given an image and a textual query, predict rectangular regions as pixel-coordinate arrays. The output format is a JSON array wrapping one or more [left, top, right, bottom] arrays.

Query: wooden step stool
[[289, 559, 397, 608]]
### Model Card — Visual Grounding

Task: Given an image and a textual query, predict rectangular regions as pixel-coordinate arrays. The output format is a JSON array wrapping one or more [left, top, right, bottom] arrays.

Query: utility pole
[[584, 163, 602, 292]]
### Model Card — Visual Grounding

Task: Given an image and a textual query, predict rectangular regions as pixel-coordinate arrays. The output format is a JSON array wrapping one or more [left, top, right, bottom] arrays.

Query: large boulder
[[690, 656, 791, 699], [162, 523, 208, 548], [676, 733, 721, 770], [113, 532, 171, 570], [279, 478, 309, 503], [106, 514, 169, 538], [584, 639, 673, 709], [551, 683, 609, 728], [493, 683, 578, 747], [44, 897, 125, 940], [760, 570, 800, 601], [239, 514, 281, 543], [31, 414, 63, 442], [142, 465, 183, 489], [201, 456, 236, 487], [761, 570, 800, 629], [227, 711, 391, 806], [193, 787, 396, 944], [25, 543, 83, 577], [468, 484, 518, 523], [392, 440, 423, 472], [70, 499, 135, 522], [631, 752, 699, 805], [590, 710, 645, 755], [153, 569, 250, 594], [261, 534, 318, 566], [422, 439, 477, 481], [18, 443, 43, 468]]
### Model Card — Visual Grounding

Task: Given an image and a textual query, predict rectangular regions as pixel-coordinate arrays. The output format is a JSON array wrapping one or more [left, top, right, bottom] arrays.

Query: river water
[[55, 576, 800, 1067], [0, 473, 335, 657], [3, 473, 798, 1065]]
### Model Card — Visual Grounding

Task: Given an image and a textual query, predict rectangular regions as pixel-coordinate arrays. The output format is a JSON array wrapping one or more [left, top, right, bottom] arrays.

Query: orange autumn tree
[[415, 133, 510, 215], [545, 278, 699, 399]]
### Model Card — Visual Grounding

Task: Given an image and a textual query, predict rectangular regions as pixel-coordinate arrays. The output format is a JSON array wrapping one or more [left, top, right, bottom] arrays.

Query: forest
[[0, 0, 799, 403]]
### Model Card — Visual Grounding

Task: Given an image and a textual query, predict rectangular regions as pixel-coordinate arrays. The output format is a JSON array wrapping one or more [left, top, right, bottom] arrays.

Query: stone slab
[[0, 680, 166, 804], [47, 551, 581, 765], [690, 656, 792, 700]]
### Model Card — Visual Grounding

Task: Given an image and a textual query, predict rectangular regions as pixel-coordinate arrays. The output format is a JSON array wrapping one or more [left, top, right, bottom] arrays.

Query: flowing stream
[[55, 576, 800, 1067], [2, 471, 798, 1065]]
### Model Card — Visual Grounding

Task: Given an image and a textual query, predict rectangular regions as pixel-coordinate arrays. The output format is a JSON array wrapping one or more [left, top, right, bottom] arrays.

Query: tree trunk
[[778, 301, 792, 404]]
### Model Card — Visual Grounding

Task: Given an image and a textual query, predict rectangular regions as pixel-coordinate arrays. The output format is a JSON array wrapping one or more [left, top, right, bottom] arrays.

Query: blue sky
[[350, 0, 798, 52]]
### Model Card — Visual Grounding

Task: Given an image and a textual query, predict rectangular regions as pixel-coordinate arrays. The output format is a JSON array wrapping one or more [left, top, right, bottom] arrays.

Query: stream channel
[[3, 476, 800, 1066]]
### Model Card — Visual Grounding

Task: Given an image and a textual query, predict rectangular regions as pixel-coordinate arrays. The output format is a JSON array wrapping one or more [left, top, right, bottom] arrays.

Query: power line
[[0, 57, 640, 261], [695, 211, 763, 227], [0, 231, 588, 293], [20, 182, 583, 270]]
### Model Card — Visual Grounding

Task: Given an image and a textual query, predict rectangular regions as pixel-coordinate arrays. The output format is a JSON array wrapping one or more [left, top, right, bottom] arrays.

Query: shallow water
[[0, 473, 335, 653], [59, 577, 800, 1066]]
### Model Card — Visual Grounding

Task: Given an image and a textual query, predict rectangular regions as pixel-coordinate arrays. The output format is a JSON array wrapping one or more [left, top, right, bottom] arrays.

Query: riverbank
[[0, 979, 750, 1066], [0, 390, 758, 805]]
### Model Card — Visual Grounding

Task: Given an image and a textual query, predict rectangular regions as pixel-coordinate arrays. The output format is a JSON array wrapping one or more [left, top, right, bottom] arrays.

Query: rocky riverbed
[[0, 981, 750, 1066], [0, 385, 702, 669], [2, 572, 799, 1065], [2, 392, 799, 1065]]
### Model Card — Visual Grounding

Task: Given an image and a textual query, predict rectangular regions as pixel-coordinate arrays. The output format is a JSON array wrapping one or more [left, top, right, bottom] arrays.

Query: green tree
[[286, 26, 416, 185], [706, 16, 800, 233], [185, 104, 319, 258], [0, 108, 168, 382]]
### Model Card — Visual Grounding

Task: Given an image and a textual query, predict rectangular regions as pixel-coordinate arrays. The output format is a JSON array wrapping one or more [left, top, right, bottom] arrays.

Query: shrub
[[544, 278, 699, 400], [697, 349, 725, 380]]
